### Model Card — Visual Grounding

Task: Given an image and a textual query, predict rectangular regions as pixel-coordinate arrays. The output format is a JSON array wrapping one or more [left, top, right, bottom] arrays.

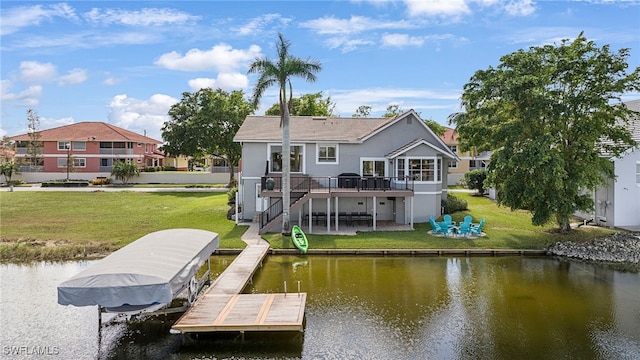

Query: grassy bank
[[0, 191, 246, 261], [0, 191, 616, 262]]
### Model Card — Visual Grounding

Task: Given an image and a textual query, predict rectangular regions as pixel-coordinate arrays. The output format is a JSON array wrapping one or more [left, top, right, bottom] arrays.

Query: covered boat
[[58, 228, 219, 312]]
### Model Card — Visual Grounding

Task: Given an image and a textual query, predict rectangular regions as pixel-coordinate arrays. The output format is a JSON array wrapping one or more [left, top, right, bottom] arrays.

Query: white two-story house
[[233, 110, 458, 234], [576, 99, 640, 229]]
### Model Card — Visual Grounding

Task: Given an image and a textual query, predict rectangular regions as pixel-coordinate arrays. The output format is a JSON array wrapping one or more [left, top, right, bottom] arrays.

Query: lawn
[[0, 191, 616, 261], [0, 191, 246, 261], [264, 193, 617, 250]]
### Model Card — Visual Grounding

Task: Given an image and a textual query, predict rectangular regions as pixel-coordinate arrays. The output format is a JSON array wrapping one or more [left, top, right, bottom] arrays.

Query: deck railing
[[261, 175, 413, 193], [258, 175, 413, 231]]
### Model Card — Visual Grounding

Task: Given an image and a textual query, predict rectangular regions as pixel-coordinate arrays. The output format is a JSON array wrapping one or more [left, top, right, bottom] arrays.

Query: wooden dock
[[172, 243, 307, 333], [172, 293, 306, 332]]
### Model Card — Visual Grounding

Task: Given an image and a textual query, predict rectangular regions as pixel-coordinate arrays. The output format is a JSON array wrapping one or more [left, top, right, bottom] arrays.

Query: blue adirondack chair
[[458, 221, 471, 237], [439, 221, 454, 237], [429, 216, 443, 235], [463, 215, 473, 225], [443, 214, 456, 229], [470, 218, 485, 236]]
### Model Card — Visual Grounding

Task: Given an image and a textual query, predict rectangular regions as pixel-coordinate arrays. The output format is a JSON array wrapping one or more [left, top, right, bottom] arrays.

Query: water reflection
[[1, 257, 639, 359]]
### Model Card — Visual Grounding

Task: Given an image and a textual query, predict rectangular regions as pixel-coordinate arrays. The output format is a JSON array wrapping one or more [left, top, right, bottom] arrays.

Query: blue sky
[[2, 0, 639, 141]]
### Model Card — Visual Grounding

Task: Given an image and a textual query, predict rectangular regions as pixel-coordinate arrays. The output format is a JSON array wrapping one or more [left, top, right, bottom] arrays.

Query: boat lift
[[57, 229, 220, 328]]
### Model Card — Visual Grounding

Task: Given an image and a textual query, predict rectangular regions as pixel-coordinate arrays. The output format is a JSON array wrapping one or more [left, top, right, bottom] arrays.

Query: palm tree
[[248, 33, 322, 234]]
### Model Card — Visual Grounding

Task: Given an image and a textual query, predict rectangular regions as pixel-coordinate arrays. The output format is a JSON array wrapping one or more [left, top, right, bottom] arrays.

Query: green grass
[[264, 193, 616, 250], [0, 191, 617, 261], [0, 191, 246, 261]]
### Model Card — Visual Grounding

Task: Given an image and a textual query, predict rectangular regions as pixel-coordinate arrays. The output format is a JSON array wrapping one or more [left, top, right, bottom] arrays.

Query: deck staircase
[[258, 176, 321, 234]]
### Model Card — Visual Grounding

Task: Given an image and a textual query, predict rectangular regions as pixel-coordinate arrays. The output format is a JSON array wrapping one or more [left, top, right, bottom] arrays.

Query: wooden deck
[[172, 242, 307, 333], [172, 293, 306, 332], [207, 243, 270, 295]]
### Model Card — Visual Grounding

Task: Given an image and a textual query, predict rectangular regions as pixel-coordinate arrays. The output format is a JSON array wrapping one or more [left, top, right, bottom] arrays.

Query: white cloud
[[382, 33, 425, 47], [40, 116, 75, 130], [324, 36, 376, 52], [107, 93, 178, 141], [103, 73, 124, 86], [328, 87, 462, 116], [234, 14, 292, 36], [155, 44, 262, 72], [1, 80, 43, 106], [405, 0, 471, 18], [301, 15, 415, 35], [188, 73, 249, 91], [0, 3, 79, 36], [83, 7, 199, 26], [19, 61, 57, 84], [504, 0, 536, 16], [58, 68, 88, 86]]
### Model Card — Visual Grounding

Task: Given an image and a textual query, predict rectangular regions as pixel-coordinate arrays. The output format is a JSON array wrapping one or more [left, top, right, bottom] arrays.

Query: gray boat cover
[[58, 229, 219, 310]]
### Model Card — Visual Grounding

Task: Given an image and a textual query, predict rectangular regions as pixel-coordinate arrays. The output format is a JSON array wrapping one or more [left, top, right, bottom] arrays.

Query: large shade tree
[[453, 33, 640, 232], [265, 92, 335, 116], [162, 88, 253, 185], [248, 33, 322, 234]]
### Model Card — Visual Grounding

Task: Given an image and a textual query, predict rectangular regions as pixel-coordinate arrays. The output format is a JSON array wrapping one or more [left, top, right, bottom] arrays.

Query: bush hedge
[[442, 193, 468, 214]]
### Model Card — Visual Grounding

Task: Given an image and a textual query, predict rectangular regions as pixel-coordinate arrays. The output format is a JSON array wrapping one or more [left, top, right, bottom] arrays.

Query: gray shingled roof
[[234, 115, 397, 143], [625, 99, 640, 143]]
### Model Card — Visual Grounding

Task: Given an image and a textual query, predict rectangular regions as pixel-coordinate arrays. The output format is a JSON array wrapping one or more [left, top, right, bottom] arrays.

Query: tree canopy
[[162, 88, 253, 185], [265, 92, 335, 116], [454, 33, 640, 231], [111, 161, 140, 184], [352, 105, 371, 118], [248, 33, 322, 234]]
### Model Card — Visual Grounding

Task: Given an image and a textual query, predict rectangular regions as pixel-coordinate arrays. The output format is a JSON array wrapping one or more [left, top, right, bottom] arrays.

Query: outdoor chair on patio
[[429, 216, 443, 235], [470, 218, 485, 236], [439, 221, 454, 237], [443, 214, 457, 230], [463, 215, 473, 225], [457, 222, 471, 238]]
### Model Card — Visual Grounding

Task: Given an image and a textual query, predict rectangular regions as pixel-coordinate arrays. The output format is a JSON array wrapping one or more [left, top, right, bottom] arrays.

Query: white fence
[[13, 172, 236, 185]]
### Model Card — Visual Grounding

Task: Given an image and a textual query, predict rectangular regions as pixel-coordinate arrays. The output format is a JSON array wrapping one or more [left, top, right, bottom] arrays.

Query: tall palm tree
[[248, 33, 322, 234]]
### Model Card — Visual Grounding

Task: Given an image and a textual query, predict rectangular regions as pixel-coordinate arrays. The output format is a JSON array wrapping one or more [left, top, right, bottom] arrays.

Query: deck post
[[326, 198, 331, 233], [373, 196, 377, 231], [334, 197, 339, 231], [308, 198, 313, 233]]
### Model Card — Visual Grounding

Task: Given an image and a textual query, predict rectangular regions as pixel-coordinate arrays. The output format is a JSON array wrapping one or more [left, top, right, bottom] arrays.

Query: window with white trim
[[317, 144, 338, 164], [269, 144, 304, 173], [396, 157, 441, 182], [361, 159, 386, 176], [72, 141, 86, 151], [57, 158, 86, 168], [409, 159, 434, 181], [58, 141, 70, 150]]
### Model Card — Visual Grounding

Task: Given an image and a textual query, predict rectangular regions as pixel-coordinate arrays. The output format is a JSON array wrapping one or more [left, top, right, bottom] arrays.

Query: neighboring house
[[163, 154, 190, 171], [0, 147, 15, 163], [577, 99, 640, 229], [9, 122, 163, 173], [440, 127, 492, 186], [233, 110, 458, 234]]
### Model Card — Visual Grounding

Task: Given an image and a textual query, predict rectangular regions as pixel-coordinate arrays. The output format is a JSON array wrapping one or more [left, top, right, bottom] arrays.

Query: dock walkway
[[172, 223, 307, 333]]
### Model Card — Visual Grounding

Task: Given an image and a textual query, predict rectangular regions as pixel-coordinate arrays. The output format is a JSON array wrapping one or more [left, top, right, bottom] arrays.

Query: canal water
[[1, 256, 639, 359]]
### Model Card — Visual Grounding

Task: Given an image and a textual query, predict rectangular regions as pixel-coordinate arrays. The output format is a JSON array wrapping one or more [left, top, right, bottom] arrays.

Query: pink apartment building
[[9, 122, 163, 173]]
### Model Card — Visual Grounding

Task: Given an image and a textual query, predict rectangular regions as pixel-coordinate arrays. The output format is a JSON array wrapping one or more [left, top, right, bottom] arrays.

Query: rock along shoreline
[[548, 232, 640, 265]]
